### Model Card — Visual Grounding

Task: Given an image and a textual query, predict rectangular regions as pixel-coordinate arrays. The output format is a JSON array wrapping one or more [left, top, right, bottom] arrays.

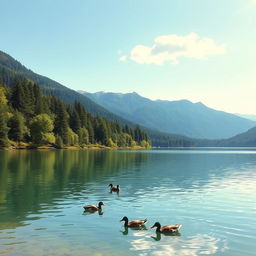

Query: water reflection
[[0, 149, 256, 256], [130, 233, 222, 256], [0, 150, 148, 230], [151, 231, 181, 241], [120, 225, 148, 236], [83, 209, 104, 216]]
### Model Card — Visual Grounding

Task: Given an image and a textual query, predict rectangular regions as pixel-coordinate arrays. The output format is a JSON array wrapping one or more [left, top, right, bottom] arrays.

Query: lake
[[0, 149, 256, 256]]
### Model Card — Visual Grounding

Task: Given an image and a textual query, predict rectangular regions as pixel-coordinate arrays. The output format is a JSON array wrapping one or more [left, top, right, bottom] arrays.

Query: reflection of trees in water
[[0, 150, 148, 229]]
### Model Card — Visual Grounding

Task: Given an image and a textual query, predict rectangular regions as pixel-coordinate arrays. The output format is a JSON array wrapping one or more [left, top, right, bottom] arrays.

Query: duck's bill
[[150, 225, 156, 228]]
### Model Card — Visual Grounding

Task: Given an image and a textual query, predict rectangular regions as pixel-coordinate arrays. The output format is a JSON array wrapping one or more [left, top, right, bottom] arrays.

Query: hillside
[[82, 91, 255, 139], [0, 50, 134, 123], [235, 114, 256, 122], [0, 50, 196, 147], [0, 78, 150, 148], [197, 127, 256, 147]]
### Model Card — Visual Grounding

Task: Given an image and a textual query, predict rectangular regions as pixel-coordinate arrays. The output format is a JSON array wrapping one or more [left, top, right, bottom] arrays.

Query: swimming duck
[[151, 222, 182, 233], [120, 216, 147, 227], [83, 201, 104, 211], [109, 184, 120, 192]]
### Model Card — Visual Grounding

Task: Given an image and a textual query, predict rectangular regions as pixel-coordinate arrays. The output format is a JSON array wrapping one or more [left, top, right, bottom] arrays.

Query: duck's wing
[[129, 219, 147, 227], [83, 204, 97, 210], [161, 224, 182, 232]]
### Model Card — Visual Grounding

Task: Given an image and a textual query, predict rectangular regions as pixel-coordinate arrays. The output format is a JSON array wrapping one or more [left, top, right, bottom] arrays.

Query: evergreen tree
[[74, 101, 86, 126], [86, 120, 94, 144], [78, 127, 89, 145], [55, 135, 64, 149], [11, 78, 25, 111], [33, 83, 44, 114], [8, 111, 27, 142], [0, 106, 9, 147], [53, 99, 69, 144], [95, 118, 109, 145], [69, 109, 81, 133]]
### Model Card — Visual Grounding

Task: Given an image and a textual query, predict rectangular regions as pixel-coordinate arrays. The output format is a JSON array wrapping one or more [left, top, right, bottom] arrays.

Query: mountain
[[197, 126, 256, 147], [235, 114, 256, 122], [0, 50, 135, 124], [82, 91, 256, 139], [0, 50, 196, 147]]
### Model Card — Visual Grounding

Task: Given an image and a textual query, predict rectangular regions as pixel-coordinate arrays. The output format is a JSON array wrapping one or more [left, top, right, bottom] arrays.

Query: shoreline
[[0, 144, 151, 151]]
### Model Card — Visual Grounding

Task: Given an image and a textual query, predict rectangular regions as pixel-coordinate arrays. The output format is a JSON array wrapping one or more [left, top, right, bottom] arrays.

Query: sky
[[1, 0, 256, 114]]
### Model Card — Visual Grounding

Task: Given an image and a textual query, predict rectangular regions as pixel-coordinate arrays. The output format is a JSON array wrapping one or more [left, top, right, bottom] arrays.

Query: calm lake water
[[0, 149, 256, 256]]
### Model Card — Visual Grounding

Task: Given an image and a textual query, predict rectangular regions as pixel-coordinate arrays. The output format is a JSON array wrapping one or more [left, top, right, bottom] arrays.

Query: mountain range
[[235, 114, 256, 122], [81, 91, 255, 139], [0, 50, 133, 124], [0, 50, 194, 146], [1, 49, 256, 146]]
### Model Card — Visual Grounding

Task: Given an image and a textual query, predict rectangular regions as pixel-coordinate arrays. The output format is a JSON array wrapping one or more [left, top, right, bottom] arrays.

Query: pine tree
[[33, 83, 44, 114], [0, 106, 9, 147], [55, 135, 64, 149], [86, 120, 94, 144], [11, 78, 26, 111], [69, 109, 81, 133], [53, 99, 69, 145], [8, 111, 27, 142], [78, 127, 89, 145]]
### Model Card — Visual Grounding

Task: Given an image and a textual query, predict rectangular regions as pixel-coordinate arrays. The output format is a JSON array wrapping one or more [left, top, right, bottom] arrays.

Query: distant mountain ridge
[[197, 126, 256, 147], [1, 49, 255, 145], [0, 50, 198, 146], [82, 91, 255, 139], [235, 113, 256, 122], [0, 50, 134, 124]]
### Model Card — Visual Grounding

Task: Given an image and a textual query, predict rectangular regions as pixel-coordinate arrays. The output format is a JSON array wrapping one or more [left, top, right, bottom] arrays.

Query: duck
[[83, 201, 104, 211], [151, 222, 182, 233], [120, 216, 147, 227], [109, 184, 120, 192]]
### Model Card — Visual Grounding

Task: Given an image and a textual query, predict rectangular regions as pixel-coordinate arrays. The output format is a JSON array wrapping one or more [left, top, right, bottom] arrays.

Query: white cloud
[[119, 55, 127, 62], [125, 33, 226, 65]]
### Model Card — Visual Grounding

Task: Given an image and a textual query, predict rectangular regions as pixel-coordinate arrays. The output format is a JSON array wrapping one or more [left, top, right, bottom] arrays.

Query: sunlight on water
[[0, 149, 256, 255]]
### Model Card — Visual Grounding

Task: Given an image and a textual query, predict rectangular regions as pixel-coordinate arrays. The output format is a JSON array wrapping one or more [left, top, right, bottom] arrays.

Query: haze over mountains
[[0, 50, 195, 146], [197, 126, 256, 147], [1, 49, 256, 146], [0, 50, 132, 124], [235, 114, 256, 122], [82, 91, 255, 139]]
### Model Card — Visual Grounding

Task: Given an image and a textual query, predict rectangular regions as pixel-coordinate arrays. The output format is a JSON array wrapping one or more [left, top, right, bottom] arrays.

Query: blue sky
[[1, 0, 255, 114]]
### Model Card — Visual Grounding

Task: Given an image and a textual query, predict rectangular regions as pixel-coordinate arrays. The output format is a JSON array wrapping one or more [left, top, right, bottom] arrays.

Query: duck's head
[[151, 222, 161, 229], [117, 185, 120, 189], [109, 184, 113, 187], [98, 201, 105, 207], [120, 216, 128, 222]]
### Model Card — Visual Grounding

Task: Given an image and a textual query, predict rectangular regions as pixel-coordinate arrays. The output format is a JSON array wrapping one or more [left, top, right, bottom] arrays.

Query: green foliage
[[8, 111, 28, 142], [52, 98, 69, 145], [30, 114, 54, 145], [55, 135, 64, 149], [78, 127, 89, 145], [67, 128, 79, 146], [140, 140, 151, 149], [0, 86, 7, 105], [42, 133, 56, 144], [107, 138, 117, 147], [0, 76, 151, 148], [0, 105, 9, 147]]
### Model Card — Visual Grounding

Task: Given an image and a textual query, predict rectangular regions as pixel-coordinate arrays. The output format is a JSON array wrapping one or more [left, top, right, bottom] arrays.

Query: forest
[[0, 78, 151, 149]]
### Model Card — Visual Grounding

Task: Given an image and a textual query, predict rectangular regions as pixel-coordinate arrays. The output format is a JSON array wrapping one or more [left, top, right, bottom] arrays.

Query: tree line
[[0, 78, 151, 148]]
